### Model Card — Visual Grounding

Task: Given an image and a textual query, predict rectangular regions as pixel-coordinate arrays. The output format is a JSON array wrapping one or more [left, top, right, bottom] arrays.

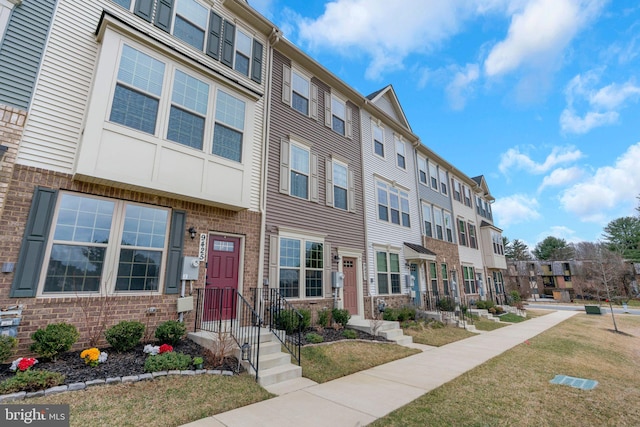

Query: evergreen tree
[[602, 216, 640, 262], [505, 238, 532, 260], [532, 236, 574, 260]]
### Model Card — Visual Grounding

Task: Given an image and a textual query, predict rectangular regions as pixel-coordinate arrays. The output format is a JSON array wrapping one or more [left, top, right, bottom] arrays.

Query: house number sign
[[198, 233, 207, 261]]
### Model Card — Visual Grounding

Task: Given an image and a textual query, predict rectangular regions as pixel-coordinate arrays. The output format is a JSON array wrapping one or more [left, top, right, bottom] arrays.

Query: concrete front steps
[[347, 316, 413, 346], [188, 328, 301, 388], [469, 308, 501, 322]]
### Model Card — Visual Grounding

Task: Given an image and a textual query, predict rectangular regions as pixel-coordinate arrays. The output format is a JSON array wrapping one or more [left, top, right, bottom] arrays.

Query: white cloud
[[538, 167, 584, 192], [492, 194, 541, 227], [560, 72, 640, 134], [559, 142, 640, 222], [446, 63, 480, 110], [498, 146, 583, 175], [484, 0, 605, 76], [535, 226, 582, 244], [248, 0, 276, 18]]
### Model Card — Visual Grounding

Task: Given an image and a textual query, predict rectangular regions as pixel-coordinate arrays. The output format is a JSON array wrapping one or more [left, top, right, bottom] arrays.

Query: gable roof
[[471, 175, 494, 201], [366, 85, 412, 131]]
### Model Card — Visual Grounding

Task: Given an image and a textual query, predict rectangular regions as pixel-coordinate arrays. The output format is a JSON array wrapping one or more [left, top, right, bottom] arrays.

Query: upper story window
[[110, 45, 165, 135], [41, 192, 169, 295], [290, 144, 310, 200], [469, 224, 477, 249], [324, 91, 352, 138], [439, 169, 447, 195], [213, 90, 246, 162], [453, 179, 461, 202], [429, 161, 438, 190], [109, 44, 246, 163], [128, 0, 264, 83], [112, 0, 132, 8], [377, 181, 410, 227], [395, 137, 406, 169], [332, 160, 348, 210], [173, 0, 208, 50], [422, 203, 432, 238], [418, 157, 428, 185], [373, 123, 384, 157], [331, 96, 346, 135], [292, 70, 310, 115], [444, 211, 453, 243], [463, 265, 476, 293], [464, 186, 472, 207], [458, 219, 467, 246], [433, 209, 443, 240], [492, 231, 504, 255]]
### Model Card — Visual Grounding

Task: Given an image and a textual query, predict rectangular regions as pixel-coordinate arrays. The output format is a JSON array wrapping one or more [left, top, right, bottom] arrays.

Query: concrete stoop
[[469, 308, 501, 322], [187, 329, 301, 388], [347, 318, 413, 346]]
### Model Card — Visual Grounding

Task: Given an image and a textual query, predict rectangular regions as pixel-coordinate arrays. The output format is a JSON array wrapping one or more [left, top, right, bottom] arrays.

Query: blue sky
[[250, 0, 640, 251]]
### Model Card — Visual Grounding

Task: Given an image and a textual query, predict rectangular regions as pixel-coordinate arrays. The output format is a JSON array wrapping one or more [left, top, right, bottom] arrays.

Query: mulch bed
[[0, 327, 388, 386]]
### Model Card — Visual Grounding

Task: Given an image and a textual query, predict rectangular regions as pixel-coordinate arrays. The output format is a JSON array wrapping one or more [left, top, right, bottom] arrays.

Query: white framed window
[[395, 137, 406, 169], [332, 160, 348, 210], [377, 181, 410, 227], [439, 169, 447, 195], [453, 179, 461, 202], [40, 192, 169, 294], [429, 262, 438, 294], [110, 44, 165, 135], [290, 143, 310, 200], [463, 266, 476, 293], [441, 264, 450, 295], [279, 235, 324, 299], [422, 203, 432, 238], [443, 211, 453, 243], [173, 0, 208, 50], [234, 28, 252, 76], [376, 251, 401, 294], [291, 69, 310, 115], [492, 231, 504, 255], [111, 0, 132, 9], [434, 209, 443, 240], [429, 161, 438, 190], [464, 186, 472, 207], [212, 90, 245, 162], [458, 219, 467, 246], [109, 44, 246, 163], [331, 95, 346, 135], [373, 123, 384, 157], [469, 224, 477, 249], [418, 157, 428, 185]]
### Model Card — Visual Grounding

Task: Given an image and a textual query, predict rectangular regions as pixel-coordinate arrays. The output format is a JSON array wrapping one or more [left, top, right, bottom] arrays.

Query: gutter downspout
[[256, 28, 280, 311]]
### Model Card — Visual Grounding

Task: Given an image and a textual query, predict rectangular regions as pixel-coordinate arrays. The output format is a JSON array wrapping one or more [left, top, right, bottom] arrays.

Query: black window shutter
[[134, 0, 154, 22], [251, 39, 263, 84], [10, 188, 58, 298], [206, 11, 222, 60], [154, 0, 174, 32], [221, 20, 235, 68], [165, 210, 186, 294]]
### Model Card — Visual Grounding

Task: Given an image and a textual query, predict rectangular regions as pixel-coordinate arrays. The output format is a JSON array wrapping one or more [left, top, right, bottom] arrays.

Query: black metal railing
[[194, 288, 261, 381], [424, 292, 474, 327], [253, 288, 302, 366]]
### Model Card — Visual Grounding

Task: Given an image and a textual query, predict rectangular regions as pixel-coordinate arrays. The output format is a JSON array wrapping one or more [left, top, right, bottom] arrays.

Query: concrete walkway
[[183, 310, 577, 427]]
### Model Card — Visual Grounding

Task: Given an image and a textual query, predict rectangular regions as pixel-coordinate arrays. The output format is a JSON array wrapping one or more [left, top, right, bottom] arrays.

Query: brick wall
[[0, 104, 26, 219], [423, 236, 461, 294], [0, 165, 262, 354]]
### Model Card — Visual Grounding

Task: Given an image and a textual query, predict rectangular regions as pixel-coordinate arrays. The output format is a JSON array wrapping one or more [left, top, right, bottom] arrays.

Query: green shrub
[[342, 329, 357, 339], [144, 352, 192, 372], [299, 309, 311, 330], [436, 299, 455, 312], [397, 306, 416, 322], [275, 310, 305, 335], [317, 309, 330, 328], [30, 323, 79, 360], [105, 320, 145, 352], [154, 320, 186, 346], [382, 308, 398, 321], [475, 300, 495, 310], [0, 370, 65, 394], [331, 308, 351, 327], [305, 332, 324, 344], [508, 291, 522, 305], [0, 335, 17, 363]]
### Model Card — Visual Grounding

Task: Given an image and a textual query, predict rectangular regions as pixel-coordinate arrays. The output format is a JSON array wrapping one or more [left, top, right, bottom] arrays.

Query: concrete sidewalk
[[183, 310, 577, 427]]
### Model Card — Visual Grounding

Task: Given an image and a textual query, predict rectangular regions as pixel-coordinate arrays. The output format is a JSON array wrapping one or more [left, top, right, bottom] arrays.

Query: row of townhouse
[[0, 0, 506, 351]]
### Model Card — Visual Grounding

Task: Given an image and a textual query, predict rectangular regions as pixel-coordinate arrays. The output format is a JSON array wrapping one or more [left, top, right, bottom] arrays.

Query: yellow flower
[[80, 348, 101, 365]]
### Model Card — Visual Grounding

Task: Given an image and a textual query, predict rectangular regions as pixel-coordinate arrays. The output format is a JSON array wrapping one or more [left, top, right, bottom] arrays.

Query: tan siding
[[264, 50, 366, 283]]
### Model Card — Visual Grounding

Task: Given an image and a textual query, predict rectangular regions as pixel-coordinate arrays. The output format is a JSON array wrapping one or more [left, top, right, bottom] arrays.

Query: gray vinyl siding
[[417, 168, 452, 209], [265, 50, 366, 295], [0, 0, 57, 109]]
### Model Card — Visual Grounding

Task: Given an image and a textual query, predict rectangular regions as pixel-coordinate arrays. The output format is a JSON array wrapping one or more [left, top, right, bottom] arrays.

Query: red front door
[[343, 257, 358, 315], [204, 235, 241, 321]]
